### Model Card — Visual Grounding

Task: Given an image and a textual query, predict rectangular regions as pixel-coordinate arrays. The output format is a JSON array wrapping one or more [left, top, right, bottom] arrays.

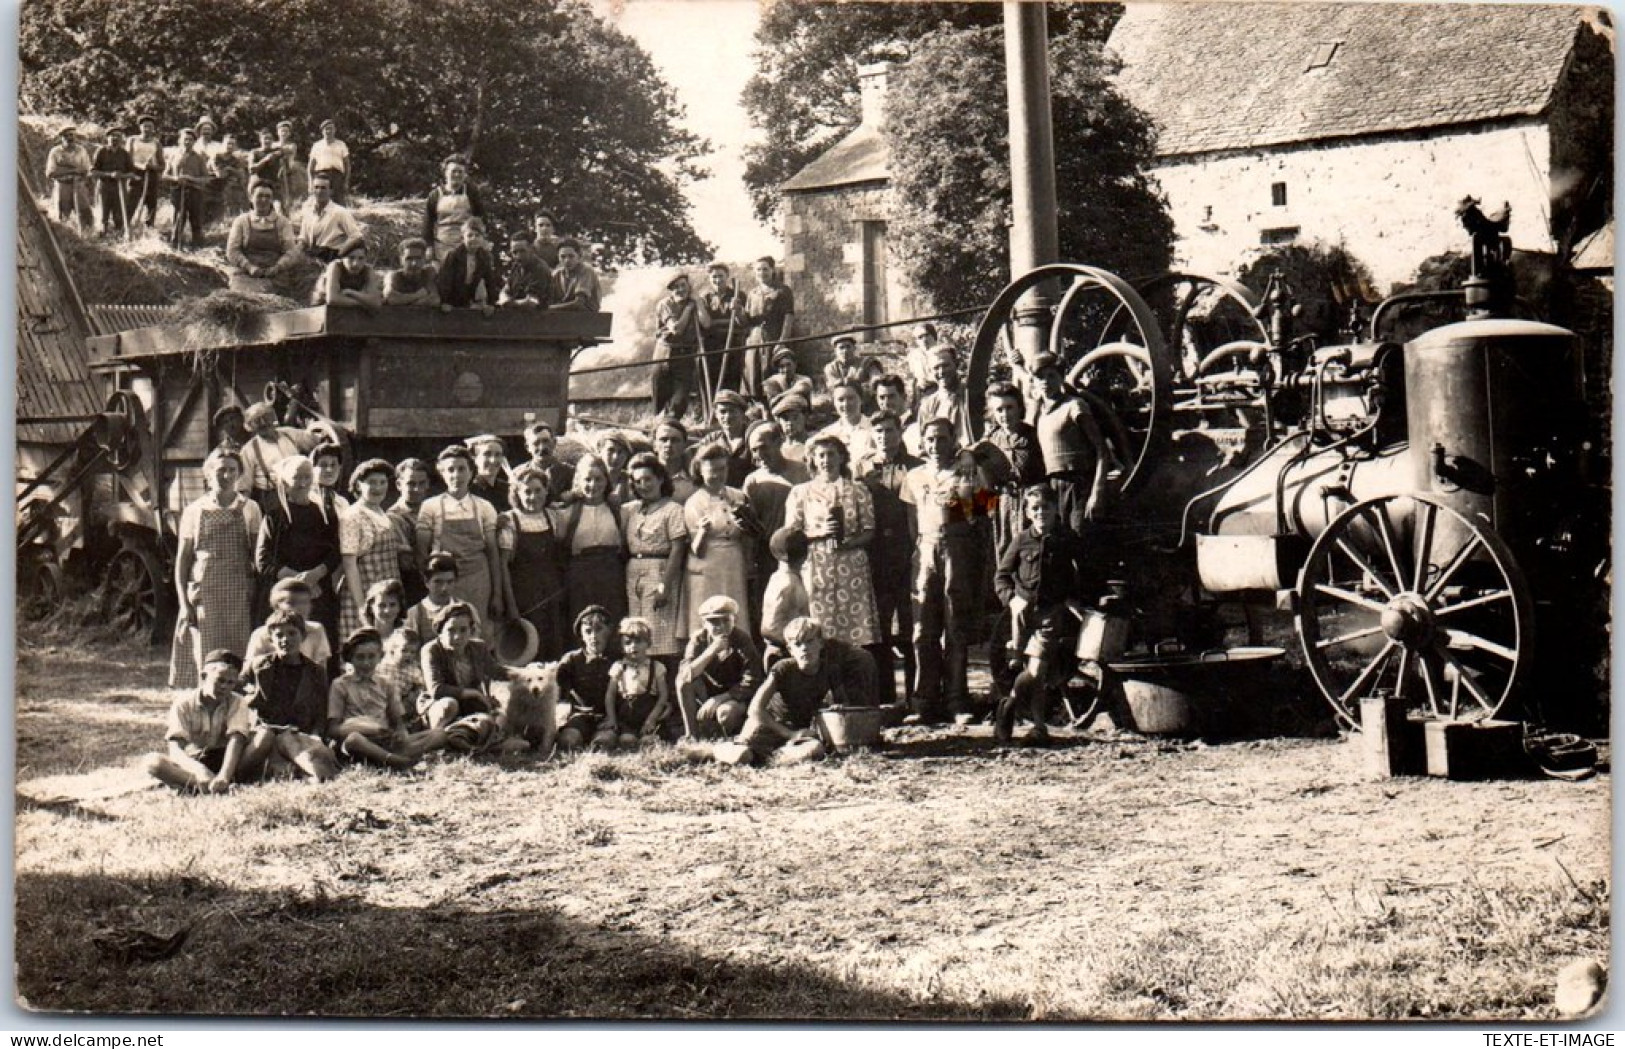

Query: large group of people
[[150, 320, 1126, 790]]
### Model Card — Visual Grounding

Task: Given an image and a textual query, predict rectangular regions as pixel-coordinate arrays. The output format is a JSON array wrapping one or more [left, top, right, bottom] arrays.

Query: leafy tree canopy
[[742, 1, 1119, 226], [21, 0, 713, 264], [883, 25, 1175, 309]]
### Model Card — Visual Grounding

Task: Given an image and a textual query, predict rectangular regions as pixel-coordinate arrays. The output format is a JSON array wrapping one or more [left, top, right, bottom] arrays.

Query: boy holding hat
[[145, 649, 262, 792]]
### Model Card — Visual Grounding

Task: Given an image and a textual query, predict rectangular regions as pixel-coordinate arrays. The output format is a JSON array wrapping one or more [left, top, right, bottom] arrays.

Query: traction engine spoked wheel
[[1296, 494, 1532, 728], [969, 264, 1172, 497], [103, 541, 166, 643], [18, 550, 64, 621]]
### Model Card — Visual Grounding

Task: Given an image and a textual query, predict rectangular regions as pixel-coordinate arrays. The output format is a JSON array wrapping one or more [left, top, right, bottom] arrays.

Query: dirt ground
[[12, 630, 1611, 1021]]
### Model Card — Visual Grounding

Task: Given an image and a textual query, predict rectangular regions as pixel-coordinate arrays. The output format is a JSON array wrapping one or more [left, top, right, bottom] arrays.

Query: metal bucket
[[1075, 609, 1129, 663], [1108, 646, 1285, 737], [817, 706, 887, 753]]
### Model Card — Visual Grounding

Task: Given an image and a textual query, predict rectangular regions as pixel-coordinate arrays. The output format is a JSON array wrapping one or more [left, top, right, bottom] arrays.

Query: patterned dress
[[784, 477, 879, 647], [169, 494, 263, 687], [339, 502, 405, 639], [622, 497, 689, 657], [683, 485, 753, 635]]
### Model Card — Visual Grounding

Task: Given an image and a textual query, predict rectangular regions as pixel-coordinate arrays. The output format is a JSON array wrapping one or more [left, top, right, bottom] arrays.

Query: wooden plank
[[367, 407, 561, 439]]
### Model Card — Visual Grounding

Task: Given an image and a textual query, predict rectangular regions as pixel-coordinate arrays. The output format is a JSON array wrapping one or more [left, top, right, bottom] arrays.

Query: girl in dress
[[784, 433, 879, 651], [621, 453, 689, 677], [497, 462, 568, 662], [683, 442, 754, 636], [415, 445, 503, 630], [339, 458, 404, 638], [170, 446, 263, 687], [255, 454, 341, 651], [563, 454, 627, 626]]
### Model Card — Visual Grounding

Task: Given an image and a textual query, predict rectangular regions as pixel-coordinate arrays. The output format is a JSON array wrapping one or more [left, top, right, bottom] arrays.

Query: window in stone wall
[[1271, 182, 1288, 207]]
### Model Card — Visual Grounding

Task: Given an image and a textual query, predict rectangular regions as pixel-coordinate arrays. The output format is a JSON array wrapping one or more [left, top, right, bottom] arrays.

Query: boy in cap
[[90, 126, 136, 237], [144, 649, 263, 792], [45, 126, 94, 229], [703, 390, 753, 487], [822, 335, 880, 396], [761, 346, 813, 404], [675, 595, 761, 739], [737, 256, 795, 394], [652, 271, 707, 419], [769, 392, 811, 462], [700, 262, 744, 391]]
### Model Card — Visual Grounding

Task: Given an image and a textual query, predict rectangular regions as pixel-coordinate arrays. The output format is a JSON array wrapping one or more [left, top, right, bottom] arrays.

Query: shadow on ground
[[16, 870, 1032, 1020]]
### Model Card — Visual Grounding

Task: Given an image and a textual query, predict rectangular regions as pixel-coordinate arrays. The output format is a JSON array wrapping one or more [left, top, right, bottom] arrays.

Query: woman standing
[[784, 434, 879, 649], [254, 454, 342, 647], [563, 454, 627, 626], [622, 453, 689, 671], [415, 445, 503, 630], [170, 447, 263, 687], [683, 442, 754, 636], [422, 155, 486, 262], [497, 462, 568, 662], [389, 457, 433, 607], [596, 432, 634, 507], [339, 458, 405, 639]]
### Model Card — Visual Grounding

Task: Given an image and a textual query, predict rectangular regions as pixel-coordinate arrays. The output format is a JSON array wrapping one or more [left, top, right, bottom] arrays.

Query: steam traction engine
[[968, 214, 1607, 732]]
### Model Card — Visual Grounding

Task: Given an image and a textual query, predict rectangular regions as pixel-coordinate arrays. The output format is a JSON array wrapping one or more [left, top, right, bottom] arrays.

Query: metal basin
[[1107, 646, 1286, 737]]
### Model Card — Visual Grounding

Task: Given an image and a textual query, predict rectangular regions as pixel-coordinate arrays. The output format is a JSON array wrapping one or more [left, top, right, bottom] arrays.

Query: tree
[[741, 2, 1119, 226], [883, 26, 1174, 309], [20, 0, 712, 264]]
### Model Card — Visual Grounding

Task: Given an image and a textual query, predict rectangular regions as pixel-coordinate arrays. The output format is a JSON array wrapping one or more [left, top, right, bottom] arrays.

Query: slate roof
[[782, 123, 890, 193], [1109, 3, 1591, 158]]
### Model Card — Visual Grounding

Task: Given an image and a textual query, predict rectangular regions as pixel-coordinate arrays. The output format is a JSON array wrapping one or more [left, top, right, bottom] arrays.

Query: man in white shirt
[[296, 173, 365, 263], [307, 119, 351, 204], [128, 115, 164, 227]]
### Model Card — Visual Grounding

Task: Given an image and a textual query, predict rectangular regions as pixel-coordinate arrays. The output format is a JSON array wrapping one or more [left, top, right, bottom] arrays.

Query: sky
[[593, 0, 782, 262]]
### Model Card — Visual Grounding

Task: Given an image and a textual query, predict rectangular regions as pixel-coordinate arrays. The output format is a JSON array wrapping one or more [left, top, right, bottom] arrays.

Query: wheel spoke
[[1333, 538, 1396, 599], [1417, 649, 1442, 715], [1412, 501, 1436, 592], [1314, 583, 1387, 615], [1424, 534, 1484, 603], [1366, 505, 1407, 592], [1443, 629, 1517, 662], [1315, 623, 1386, 650], [1437, 647, 1498, 717], [1393, 648, 1412, 700], [1337, 639, 1397, 710], [1433, 589, 1512, 617]]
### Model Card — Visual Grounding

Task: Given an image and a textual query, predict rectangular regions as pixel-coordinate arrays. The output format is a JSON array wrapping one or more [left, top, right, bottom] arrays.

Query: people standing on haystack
[[307, 119, 351, 204], [166, 126, 211, 249], [45, 125, 94, 229], [422, 154, 485, 261], [651, 271, 706, 419], [274, 120, 305, 212], [129, 116, 165, 228], [226, 181, 299, 293], [169, 447, 263, 689], [737, 256, 795, 396], [89, 126, 136, 238], [700, 263, 745, 392]]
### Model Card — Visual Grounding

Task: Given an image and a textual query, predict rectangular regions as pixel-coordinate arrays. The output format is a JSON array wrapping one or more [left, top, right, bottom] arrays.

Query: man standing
[[916, 348, 975, 451], [165, 126, 211, 249], [702, 390, 754, 488], [737, 256, 794, 396], [549, 238, 602, 312], [742, 420, 811, 627], [307, 119, 351, 204], [902, 416, 996, 724], [128, 115, 165, 228], [90, 126, 136, 237], [856, 410, 922, 707], [651, 272, 707, 419], [1031, 353, 1120, 534], [45, 126, 93, 229], [296, 173, 365, 263], [700, 263, 744, 392], [522, 422, 575, 504]]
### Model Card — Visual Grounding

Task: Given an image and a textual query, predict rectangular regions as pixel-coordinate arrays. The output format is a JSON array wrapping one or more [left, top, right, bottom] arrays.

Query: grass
[[13, 626, 1612, 1020]]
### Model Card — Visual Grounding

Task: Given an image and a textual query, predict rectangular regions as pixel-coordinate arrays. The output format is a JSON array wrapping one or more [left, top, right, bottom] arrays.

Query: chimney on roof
[[858, 62, 890, 128]]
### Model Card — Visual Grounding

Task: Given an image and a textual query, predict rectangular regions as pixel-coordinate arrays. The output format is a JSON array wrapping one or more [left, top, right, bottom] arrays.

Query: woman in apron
[[497, 462, 567, 662], [170, 447, 262, 687], [563, 454, 628, 626], [414, 445, 503, 635], [225, 182, 297, 293], [422, 155, 485, 262], [339, 458, 404, 640]]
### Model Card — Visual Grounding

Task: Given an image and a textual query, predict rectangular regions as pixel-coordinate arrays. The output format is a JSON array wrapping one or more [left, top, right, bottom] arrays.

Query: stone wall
[[781, 181, 921, 373], [1152, 120, 1555, 293]]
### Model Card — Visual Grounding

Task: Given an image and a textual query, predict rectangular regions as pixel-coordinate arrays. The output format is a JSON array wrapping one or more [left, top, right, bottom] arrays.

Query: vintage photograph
[[12, 0, 1614, 1022]]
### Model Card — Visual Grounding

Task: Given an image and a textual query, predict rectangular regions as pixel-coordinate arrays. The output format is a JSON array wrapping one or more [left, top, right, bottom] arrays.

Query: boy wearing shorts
[[243, 610, 340, 780], [675, 595, 761, 739], [145, 649, 263, 792]]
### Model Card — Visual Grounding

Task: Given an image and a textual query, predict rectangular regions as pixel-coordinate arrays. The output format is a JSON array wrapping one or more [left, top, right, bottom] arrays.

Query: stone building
[[779, 64, 922, 360], [1107, 2, 1614, 291]]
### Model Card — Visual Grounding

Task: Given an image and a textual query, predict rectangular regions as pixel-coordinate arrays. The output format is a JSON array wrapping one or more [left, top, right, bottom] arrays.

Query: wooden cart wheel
[[18, 550, 63, 621], [103, 543, 164, 642], [1296, 494, 1533, 727]]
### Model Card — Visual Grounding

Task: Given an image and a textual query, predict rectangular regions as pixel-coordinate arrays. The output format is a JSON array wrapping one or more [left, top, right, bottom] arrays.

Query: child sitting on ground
[[364, 578, 421, 704], [603, 617, 671, 748], [327, 627, 448, 767], [245, 578, 333, 668], [145, 649, 263, 792], [242, 609, 340, 781], [759, 526, 810, 669], [675, 595, 760, 740], [418, 600, 510, 739], [403, 552, 481, 641], [554, 605, 617, 751]]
